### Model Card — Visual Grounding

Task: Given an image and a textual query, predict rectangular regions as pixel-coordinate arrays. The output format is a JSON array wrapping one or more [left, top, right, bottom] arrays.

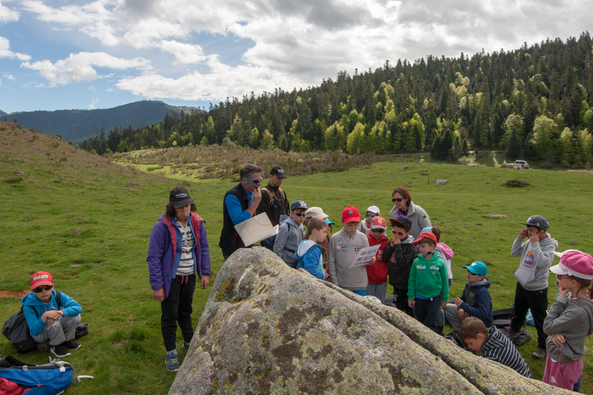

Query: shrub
[[502, 179, 530, 187]]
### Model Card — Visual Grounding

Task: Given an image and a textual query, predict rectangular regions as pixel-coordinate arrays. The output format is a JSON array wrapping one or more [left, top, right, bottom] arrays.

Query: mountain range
[[1, 101, 198, 143]]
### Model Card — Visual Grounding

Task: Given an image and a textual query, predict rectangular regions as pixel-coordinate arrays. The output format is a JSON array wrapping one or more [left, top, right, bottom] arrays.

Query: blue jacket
[[147, 212, 211, 297], [22, 290, 82, 337], [295, 240, 326, 280], [458, 277, 494, 328]]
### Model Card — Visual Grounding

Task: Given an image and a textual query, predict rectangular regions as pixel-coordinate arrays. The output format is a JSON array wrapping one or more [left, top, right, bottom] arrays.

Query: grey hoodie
[[511, 233, 558, 291], [389, 201, 431, 239], [273, 214, 305, 268], [544, 293, 593, 363]]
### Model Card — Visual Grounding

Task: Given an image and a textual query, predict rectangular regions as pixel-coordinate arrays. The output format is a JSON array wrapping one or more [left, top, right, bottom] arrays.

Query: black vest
[[219, 183, 250, 257]]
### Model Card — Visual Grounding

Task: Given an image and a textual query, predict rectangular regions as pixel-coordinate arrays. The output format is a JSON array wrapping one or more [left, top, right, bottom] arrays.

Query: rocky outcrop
[[170, 247, 570, 394]]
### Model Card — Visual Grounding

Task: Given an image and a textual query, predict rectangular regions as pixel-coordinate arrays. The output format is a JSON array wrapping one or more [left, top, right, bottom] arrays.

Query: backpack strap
[[55, 291, 62, 309], [261, 187, 274, 205]]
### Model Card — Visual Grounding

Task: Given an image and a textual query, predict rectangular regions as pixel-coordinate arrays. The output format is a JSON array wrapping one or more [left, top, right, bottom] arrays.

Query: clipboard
[[234, 212, 277, 246]]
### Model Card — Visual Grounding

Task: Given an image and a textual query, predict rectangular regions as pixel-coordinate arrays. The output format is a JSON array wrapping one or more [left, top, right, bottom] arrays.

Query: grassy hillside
[[7, 101, 198, 144], [1, 122, 593, 393]]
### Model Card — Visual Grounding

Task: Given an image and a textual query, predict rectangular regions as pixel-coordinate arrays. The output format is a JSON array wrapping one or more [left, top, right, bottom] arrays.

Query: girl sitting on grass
[[295, 218, 329, 280], [542, 250, 593, 390]]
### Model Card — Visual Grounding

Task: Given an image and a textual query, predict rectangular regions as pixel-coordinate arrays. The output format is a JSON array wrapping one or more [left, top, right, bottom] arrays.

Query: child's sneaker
[[531, 347, 546, 360], [182, 341, 190, 349], [50, 343, 71, 358], [65, 340, 81, 350], [165, 352, 180, 372]]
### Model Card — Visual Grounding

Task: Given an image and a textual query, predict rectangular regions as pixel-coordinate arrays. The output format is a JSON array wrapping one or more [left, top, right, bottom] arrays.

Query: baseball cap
[[550, 250, 593, 280], [463, 261, 488, 277], [31, 271, 53, 290], [371, 216, 387, 230], [325, 218, 336, 226], [412, 232, 437, 245], [342, 206, 361, 223], [305, 207, 329, 219], [366, 206, 380, 215], [389, 215, 412, 230], [519, 215, 549, 231], [169, 186, 195, 208], [291, 200, 308, 211], [270, 166, 288, 178]]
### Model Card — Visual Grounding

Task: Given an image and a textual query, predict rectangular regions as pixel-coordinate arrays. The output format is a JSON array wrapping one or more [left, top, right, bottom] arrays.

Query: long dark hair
[[165, 203, 197, 218]]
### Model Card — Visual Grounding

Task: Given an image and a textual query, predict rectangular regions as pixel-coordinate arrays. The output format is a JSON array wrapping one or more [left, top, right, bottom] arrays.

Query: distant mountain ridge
[[5, 101, 199, 143]]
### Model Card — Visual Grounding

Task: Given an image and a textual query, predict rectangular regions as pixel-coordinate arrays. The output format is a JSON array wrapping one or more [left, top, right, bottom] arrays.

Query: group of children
[[272, 202, 593, 391]]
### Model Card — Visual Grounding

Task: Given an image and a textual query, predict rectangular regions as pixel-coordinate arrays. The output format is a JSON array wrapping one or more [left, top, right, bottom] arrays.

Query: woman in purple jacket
[[147, 186, 211, 371]]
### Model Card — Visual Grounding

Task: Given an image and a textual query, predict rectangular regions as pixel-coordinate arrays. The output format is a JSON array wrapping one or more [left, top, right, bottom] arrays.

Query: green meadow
[[1, 125, 593, 394]]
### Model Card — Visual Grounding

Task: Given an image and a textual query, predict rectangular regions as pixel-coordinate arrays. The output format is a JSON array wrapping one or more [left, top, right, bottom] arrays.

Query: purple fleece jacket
[[147, 212, 211, 297]]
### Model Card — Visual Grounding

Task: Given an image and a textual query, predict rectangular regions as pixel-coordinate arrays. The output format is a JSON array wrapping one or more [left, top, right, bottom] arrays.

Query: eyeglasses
[[392, 198, 404, 203], [33, 285, 53, 293], [245, 177, 263, 184], [392, 230, 405, 236], [294, 212, 306, 217], [371, 229, 384, 233]]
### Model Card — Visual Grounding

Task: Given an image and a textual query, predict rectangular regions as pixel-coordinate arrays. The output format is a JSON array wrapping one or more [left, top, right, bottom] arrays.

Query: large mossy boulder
[[170, 247, 570, 394]]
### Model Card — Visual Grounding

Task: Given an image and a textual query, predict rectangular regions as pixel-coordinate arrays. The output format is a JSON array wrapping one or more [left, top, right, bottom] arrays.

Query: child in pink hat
[[542, 250, 593, 390]]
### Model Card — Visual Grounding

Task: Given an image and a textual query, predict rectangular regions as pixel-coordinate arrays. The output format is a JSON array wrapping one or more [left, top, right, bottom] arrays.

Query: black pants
[[415, 295, 442, 332], [394, 288, 414, 317], [161, 275, 196, 351], [510, 282, 548, 349]]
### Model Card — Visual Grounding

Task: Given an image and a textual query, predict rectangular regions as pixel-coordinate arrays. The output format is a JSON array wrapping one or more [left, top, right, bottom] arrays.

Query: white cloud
[[0, 1, 19, 24], [3, 73, 15, 80], [89, 98, 99, 109], [158, 40, 206, 64], [0, 36, 31, 60], [21, 52, 151, 86]]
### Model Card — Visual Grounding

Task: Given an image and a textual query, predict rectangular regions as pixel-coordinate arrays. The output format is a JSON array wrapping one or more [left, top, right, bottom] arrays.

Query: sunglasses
[[294, 212, 306, 217], [392, 230, 405, 236], [33, 285, 53, 293], [556, 274, 567, 280], [245, 177, 263, 184], [366, 213, 378, 217], [392, 198, 404, 203], [371, 228, 384, 233]]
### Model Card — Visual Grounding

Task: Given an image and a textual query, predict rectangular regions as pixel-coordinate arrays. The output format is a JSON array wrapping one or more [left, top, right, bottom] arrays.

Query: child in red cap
[[21, 271, 82, 358], [328, 206, 373, 296], [365, 216, 389, 303], [542, 250, 593, 390], [407, 232, 449, 332]]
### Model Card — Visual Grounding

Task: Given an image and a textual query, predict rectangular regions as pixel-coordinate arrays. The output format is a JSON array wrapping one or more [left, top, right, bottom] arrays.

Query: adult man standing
[[219, 164, 264, 259], [147, 186, 210, 371], [259, 166, 290, 250]]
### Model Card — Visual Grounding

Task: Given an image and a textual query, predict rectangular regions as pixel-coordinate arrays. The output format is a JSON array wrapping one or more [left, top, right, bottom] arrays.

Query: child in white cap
[[358, 206, 380, 236], [542, 250, 593, 390]]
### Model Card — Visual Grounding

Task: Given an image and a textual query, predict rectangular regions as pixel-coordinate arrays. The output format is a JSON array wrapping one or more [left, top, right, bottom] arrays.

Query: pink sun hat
[[550, 250, 593, 280]]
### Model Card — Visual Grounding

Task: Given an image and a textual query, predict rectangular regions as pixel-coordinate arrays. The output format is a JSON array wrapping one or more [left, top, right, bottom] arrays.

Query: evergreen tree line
[[80, 32, 593, 166]]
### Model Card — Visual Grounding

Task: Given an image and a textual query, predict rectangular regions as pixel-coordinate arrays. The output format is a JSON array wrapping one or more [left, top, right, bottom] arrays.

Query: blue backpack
[[0, 355, 79, 395]]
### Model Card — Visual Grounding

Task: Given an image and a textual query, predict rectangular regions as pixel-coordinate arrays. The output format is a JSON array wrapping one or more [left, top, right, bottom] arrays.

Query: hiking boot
[[65, 340, 81, 350], [165, 352, 180, 372], [504, 328, 520, 344], [532, 347, 546, 360], [50, 343, 71, 358]]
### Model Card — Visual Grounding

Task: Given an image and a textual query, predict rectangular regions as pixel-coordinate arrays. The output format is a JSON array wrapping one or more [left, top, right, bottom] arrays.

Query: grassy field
[[1, 124, 593, 393]]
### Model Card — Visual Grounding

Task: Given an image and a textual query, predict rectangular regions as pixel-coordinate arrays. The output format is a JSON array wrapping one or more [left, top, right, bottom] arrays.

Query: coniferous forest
[[80, 32, 593, 166]]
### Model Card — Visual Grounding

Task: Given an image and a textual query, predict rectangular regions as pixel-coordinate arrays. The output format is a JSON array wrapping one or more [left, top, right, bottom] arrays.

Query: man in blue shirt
[[219, 163, 264, 259]]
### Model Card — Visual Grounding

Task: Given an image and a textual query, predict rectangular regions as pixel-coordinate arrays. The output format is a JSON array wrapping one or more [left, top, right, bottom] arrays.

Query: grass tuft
[[502, 179, 530, 187]]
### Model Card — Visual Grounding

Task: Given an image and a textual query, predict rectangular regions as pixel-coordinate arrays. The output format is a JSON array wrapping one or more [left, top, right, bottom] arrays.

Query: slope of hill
[[7, 100, 199, 144], [0, 109, 6, 117]]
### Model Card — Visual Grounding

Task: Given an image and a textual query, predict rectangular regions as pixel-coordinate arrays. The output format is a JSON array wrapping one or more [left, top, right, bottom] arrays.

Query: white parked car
[[501, 160, 529, 169]]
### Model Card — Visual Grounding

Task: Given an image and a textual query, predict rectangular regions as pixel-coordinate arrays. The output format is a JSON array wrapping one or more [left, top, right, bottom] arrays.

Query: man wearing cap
[[273, 200, 308, 268], [358, 206, 381, 236], [259, 166, 290, 250], [147, 186, 211, 371], [219, 164, 264, 259], [508, 215, 558, 360]]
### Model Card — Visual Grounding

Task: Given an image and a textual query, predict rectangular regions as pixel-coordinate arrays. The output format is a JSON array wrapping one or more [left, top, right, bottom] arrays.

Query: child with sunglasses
[[358, 206, 381, 236], [274, 200, 308, 269], [22, 271, 82, 358], [383, 216, 417, 315], [542, 250, 593, 390], [365, 216, 390, 303]]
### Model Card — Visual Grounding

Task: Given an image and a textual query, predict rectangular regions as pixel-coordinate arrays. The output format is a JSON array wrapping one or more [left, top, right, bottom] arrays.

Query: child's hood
[[468, 277, 491, 290], [540, 234, 558, 249], [436, 242, 454, 260], [573, 297, 593, 333], [296, 240, 317, 257], [401, 234, 415, 245], [22, 290, 55, 307], [279, 214, 295, 226]]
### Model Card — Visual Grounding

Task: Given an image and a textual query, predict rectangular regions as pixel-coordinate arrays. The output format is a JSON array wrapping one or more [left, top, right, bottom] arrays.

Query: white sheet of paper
[[234, 212, 277, 246], [349, 245, 381, 268]]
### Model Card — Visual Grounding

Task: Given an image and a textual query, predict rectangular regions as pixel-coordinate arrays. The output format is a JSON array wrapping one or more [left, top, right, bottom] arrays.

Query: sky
[[0, 0, 591, 114]]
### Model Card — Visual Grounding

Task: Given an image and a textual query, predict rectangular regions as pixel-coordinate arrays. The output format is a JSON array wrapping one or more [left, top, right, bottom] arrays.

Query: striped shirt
[[175, 219, 196, 276], [481, 326, 533, 378]]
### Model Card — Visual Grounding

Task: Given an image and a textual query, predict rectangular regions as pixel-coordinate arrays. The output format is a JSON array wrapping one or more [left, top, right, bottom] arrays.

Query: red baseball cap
[[30, 271, 53, 290], [341, 206, 361, 223], [412, 232, 437, 245]]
